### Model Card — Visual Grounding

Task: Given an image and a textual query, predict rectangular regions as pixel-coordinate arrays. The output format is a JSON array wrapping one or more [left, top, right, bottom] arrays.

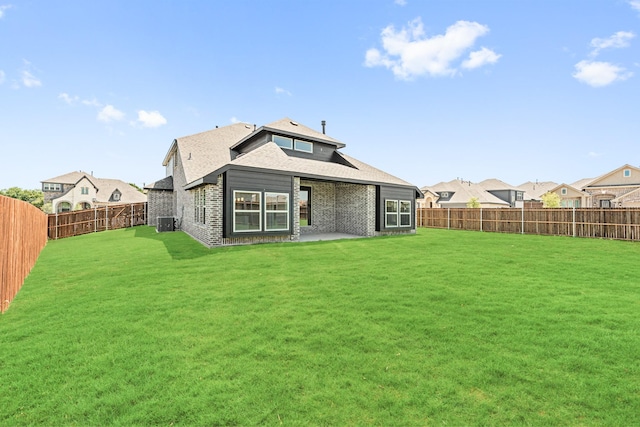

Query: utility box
[[157, 217, 175, 232]]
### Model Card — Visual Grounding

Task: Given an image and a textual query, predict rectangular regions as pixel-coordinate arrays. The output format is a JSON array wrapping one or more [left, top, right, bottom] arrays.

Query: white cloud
[[462, 47, 501, 69], [573, 60, 632, 87], [590, 31, 635, 57], [275, 86, 292, 96], [395, 0, 407, 6], [58, 92, 79, 104], [364, 17, 497, 79], [21, 70, 41, 87], [0, 4, 12, 19], [97, 105, 125, 123], [230, 116, 240, 123], [588, 151, 603, 158], [0, 70, 5, 84], [629, 0, 640, 12], [82, 98, 101, 107], [137, 110, 167, 128]]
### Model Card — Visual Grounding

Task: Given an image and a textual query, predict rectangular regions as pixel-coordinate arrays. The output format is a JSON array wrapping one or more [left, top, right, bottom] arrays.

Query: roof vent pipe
[[321, 120, 326, 134], [254, 124, 257, 131]]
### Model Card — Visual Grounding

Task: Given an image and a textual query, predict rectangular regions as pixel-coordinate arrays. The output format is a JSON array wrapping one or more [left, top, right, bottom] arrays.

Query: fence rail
[[417, 207, 640, 241], [1, 195, 48, 313], [48, 202, 147, 240]]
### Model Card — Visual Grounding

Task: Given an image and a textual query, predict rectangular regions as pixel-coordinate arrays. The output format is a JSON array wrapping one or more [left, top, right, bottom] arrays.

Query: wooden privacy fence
[[417, 207, 640, 241], [48, 202, 147, 240], [1, 195, 48, 313]]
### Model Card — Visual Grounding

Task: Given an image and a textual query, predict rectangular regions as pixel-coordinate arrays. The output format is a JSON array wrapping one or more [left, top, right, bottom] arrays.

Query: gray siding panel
[[377, 186, 416, 231], [224, 169, 294, 238]]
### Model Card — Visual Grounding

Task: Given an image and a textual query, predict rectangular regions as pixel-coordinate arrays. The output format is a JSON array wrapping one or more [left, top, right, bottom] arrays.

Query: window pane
[[386, 213, 398, 226], [235, 192, 261, 210], [400, 213, 411, 226], [386, 200, 398, 213], [300, 188, 310, 226], [266, 212, 288, 230], [294, 140, 313, 153], [400, 201, 411, 213], [235, 212, 261, 231], [265, 193, 288, 211], [273, 135, 293, 149]]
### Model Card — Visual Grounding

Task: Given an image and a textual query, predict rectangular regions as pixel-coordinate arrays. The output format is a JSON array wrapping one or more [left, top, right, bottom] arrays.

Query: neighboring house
[[517, 181, 559, 205], [577, 164, 640, 208], [478, 179, 525, 208], [421, 179, 510, 208], [548, 183, 587, 207], [417, 188, 439, 208], [145, 118, 421, 247], [42, 171, 147, 213]]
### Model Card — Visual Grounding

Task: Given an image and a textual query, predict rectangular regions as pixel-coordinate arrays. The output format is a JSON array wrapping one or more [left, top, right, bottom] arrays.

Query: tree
[[0, 187, 44, 209], [541, 191, 561, 208], [466, 197, 481, 208]]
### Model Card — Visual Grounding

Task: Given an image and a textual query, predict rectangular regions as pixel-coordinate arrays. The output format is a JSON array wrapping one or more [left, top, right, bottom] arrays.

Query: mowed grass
[[1, 227, 639, 426]]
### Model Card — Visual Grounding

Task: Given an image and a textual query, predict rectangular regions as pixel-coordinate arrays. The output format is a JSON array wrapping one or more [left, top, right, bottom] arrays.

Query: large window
[[400, 201, 411, 226], [194, 188, 206, 224], [81, 187, 89, 195], [233, 190, 291, 233], [385, 199, 412, 228], [385, 200, 398, 227], [234, 191, 261, 232], [299, 186, 311, 226], [265, 193, 289, 231]]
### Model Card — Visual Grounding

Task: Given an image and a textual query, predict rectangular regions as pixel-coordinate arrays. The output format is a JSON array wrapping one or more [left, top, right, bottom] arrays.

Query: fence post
[[480, 208, 483, 232], [447, 208, 450, 230], [572, 206, 576, 237], [94, 205, 97, 233], [106, 205, 109, 231], [131, 203, 134, 227], [55, 211, 58, 240], [521, 206, 524, 235]]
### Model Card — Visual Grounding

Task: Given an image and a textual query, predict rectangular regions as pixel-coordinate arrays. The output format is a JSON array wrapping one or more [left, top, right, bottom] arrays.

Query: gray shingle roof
[[167, 118, 416, 191], [425, 179, 509, 206]]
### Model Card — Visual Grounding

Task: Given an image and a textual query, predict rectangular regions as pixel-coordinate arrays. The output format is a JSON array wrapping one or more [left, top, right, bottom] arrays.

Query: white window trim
[[44, 183, 62, 191], [264, 192, 289, 231], [273, 135, 293, 149], [385, 200, 399, 228], [624, 169, 631, 177], [399, 200, 412, 227], [385, 199, 412, 228], [233, 190, 262, 233], [294, 140, 313, 153]]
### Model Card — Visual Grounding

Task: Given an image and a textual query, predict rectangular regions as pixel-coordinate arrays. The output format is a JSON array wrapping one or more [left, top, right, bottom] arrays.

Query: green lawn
[[1, 227, 639, 425]]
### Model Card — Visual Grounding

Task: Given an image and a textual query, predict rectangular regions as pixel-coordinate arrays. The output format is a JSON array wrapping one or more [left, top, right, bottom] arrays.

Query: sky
[[1, 0, 640, 191]]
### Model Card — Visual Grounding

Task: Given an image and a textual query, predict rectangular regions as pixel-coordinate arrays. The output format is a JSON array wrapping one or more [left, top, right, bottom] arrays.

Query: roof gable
[[584, 164, 640, 188]]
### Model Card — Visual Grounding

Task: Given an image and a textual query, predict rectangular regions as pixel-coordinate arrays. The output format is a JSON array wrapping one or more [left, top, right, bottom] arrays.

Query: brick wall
[[299, 180, 336, 234], [335, 183, 377, 236], [147, 190, 175, 226]]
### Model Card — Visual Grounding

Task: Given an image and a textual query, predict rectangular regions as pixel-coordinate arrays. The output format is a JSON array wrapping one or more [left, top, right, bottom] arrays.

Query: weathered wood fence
[[1, 195, 48, 313], [48, 202, 147, 240], [417, 207, 640, 241]]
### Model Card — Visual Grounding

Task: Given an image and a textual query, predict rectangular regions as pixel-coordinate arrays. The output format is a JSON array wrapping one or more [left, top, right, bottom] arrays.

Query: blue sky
[[1, 0, 639, 191]]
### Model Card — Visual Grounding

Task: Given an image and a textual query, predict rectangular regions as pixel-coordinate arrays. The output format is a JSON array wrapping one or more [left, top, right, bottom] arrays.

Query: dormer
[[230, 119, 348, 165], [110, 189, 122, 202]]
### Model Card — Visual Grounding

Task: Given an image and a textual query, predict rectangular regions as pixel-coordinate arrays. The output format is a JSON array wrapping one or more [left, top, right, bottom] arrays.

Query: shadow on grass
[[128, 226, 212, 261]]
